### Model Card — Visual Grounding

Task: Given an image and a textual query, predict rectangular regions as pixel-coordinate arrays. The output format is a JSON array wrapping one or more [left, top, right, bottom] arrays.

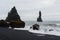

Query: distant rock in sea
[[30, 24, 39, 30], [5, 6, 25, 28], [37, 11, 42, 22]]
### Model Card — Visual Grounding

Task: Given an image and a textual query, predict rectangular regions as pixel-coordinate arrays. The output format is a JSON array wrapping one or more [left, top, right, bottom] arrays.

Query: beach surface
[[0, 27, 60, 40]]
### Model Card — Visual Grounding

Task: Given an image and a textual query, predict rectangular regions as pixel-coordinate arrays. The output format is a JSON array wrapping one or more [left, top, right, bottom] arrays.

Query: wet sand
[[0, 27, 60, 40]]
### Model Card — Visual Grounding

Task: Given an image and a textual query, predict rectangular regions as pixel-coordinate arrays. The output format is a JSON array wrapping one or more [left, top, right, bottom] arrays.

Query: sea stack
[[5, 6, 20, 22], [37, 11, 42, 22], [5, 6, 25, 28]]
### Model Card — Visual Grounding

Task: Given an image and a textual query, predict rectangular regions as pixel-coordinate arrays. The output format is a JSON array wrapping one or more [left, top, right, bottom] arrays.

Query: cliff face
[[37, 11, 42, 22], [5, 6, 21, 22], [5, 6, 25, 28], [0, 20, 9, 27]]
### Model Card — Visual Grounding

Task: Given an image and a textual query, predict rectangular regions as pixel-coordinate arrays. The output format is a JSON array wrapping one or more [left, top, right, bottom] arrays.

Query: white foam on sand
[[29, 29, 60, 36], [28, 25, 60, 36], [14, 24, 60, 36], [14, 26, 30, 30]]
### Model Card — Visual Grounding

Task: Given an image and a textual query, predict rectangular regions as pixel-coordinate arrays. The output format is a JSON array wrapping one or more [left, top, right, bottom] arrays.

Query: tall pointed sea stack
[[6, 6, 21, 22], [37, 11, 42, 22], [5, 6, 25, 28]]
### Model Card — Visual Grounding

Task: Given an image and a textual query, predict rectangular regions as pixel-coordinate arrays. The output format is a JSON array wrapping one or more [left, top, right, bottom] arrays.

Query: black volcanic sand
[[0, 27, 60, 40]]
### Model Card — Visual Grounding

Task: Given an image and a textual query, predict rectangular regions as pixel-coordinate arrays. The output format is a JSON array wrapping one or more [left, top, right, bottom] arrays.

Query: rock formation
[[0, 20, 9, 27], [5, 6, 25, 28], [9, 21, 25, 28], [30, 24, 39, 30], [37, 11, 42, 22], [6, 6, 21, 22]]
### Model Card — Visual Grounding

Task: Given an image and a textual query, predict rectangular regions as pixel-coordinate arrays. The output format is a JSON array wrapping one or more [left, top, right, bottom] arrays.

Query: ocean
[[14, 21, 60, 36]]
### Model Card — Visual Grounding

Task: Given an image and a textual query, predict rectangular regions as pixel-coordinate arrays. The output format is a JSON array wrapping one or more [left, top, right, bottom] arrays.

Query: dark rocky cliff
[[5, 6, 25, 28], [5, 6, 21, 22]]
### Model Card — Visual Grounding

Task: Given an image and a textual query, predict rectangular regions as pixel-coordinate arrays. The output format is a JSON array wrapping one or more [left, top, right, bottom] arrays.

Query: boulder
[[30, 24, 39, 30], [0, 20, 9, 28], [49, 29, 54, 31], [37, 11, 42, 22], [5, 6, 25, 28]]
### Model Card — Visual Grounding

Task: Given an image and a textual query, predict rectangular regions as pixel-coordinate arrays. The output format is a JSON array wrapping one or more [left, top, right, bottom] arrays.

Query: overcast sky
[[0, 0, 60, 21]]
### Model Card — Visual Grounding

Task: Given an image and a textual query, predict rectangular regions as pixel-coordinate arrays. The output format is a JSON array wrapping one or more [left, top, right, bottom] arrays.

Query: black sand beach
[[0, 27, 60, 40]]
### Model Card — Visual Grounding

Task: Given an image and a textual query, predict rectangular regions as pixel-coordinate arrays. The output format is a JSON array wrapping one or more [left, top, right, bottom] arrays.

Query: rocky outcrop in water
[[30, 24, 39, 30], [5, 6, 25, 28], [37, 11, 42, 22]]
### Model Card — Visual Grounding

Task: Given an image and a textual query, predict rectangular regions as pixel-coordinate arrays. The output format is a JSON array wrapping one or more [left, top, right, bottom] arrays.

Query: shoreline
[[0, 27, 60, 40]]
